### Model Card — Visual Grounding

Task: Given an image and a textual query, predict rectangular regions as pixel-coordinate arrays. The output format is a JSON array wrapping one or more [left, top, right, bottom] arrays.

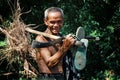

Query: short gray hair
[[44, 7, 64, 19]]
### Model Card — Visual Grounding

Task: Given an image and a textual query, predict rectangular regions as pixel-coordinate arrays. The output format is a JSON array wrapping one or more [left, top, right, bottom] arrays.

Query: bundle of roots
[[0, 0, 38, 78]]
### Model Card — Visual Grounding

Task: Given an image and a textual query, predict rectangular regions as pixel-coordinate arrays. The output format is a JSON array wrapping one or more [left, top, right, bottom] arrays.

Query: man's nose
[[54, 22, 60, 26], [54, 22, 59, 26]]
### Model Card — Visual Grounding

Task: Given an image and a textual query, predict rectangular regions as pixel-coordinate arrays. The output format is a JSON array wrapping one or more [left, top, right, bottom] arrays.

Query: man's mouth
[[52, 29, 59, 34], [53, 29, 58, 32]]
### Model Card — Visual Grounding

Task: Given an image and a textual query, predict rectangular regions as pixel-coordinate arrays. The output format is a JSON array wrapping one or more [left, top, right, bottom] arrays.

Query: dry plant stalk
[[0, 0, 38, 78]]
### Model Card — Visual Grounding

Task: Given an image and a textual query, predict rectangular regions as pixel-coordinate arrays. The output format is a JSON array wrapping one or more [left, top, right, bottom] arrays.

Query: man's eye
[[50, 21, 55, 24], [58, 21, 62, 24]]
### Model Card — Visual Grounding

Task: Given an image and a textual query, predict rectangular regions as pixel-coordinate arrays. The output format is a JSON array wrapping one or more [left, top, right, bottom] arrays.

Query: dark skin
[[35, 11, 75, 73]]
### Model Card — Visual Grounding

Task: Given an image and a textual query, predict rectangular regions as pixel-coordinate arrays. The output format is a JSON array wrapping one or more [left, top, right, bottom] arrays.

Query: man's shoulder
[[35, 35, 45, 41]]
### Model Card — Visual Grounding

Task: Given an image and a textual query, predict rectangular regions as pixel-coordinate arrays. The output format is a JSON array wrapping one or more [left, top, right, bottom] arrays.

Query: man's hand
[[58, 34, 76, 53]]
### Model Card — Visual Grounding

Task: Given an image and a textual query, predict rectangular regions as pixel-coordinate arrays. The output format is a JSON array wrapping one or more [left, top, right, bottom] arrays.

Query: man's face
[[44, 12, 64, 35]]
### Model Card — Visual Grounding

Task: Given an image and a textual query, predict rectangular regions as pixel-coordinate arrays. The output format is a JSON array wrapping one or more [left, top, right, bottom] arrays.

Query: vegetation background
[[0, 0, 120, 80]]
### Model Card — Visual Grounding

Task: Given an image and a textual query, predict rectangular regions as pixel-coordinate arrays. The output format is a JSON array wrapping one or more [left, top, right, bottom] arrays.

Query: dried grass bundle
[[0, 0, 38, 78]]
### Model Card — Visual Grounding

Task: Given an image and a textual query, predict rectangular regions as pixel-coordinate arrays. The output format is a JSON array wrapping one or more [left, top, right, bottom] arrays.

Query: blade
[[31, 40, 55, 48], [31, 38, 63, 48]]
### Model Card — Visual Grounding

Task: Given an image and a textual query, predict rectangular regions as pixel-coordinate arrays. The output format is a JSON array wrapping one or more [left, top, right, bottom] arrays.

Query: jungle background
[[0, 0, 120, 80]]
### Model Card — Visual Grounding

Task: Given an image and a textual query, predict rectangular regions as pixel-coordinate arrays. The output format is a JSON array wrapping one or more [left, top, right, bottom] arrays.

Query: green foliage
[[0, 0, 120, 79], [0, 41, 6, 47]]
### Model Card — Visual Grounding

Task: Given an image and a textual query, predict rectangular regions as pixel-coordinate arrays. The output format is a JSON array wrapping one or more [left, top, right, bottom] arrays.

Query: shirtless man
[[35, 7, 76, 80]]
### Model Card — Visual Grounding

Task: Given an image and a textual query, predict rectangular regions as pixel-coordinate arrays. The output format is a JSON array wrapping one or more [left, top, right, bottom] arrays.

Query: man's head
[[44, 7, 64, 35]]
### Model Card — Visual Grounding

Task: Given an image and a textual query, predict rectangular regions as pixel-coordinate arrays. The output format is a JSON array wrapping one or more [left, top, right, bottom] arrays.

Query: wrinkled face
[[44, 12, 64, 35]]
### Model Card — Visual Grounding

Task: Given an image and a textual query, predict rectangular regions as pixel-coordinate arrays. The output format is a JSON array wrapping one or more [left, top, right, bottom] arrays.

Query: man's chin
[[52, 31, 59, 35]]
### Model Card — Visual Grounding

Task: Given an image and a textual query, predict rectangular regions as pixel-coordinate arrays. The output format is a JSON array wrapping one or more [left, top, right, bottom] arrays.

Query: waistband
[[38, 73, 64, 77]]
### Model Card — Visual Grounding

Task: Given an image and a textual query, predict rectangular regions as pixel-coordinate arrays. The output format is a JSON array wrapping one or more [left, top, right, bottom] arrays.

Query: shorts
[[37, 73, 65, 80]]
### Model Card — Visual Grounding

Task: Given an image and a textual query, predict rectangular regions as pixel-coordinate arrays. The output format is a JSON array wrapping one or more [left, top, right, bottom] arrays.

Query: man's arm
[[35, 34, 75, 68]]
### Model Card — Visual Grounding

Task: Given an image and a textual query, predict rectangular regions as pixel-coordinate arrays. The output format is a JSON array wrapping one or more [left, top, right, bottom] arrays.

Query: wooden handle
[[25, 27, 61, 39]]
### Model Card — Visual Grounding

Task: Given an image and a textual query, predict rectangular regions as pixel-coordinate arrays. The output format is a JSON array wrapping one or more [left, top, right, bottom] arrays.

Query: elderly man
[[35, 7, 76, 80]]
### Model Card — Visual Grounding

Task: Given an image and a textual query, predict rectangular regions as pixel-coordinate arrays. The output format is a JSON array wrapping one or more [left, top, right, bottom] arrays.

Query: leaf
[[107, 26, 114, 33], [0, 41, 6, 47]]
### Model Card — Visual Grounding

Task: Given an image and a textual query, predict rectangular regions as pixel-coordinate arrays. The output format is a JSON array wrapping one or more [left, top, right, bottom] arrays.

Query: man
[[35, 7, 76, 80]]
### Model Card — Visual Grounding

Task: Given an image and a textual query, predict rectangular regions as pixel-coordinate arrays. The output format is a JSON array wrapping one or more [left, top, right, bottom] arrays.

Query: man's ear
[[44, 18, 48, 25]]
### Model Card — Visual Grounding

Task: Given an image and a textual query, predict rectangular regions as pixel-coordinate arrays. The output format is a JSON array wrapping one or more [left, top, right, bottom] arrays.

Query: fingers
[[66, 34, 73, 38], [66, 34, 76, 44], [60, 34, 76, 52], [63, 34, 76, 45]]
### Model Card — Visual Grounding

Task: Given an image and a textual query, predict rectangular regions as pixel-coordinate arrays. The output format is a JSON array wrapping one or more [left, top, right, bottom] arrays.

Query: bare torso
[[36, 35, 63, 74]]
